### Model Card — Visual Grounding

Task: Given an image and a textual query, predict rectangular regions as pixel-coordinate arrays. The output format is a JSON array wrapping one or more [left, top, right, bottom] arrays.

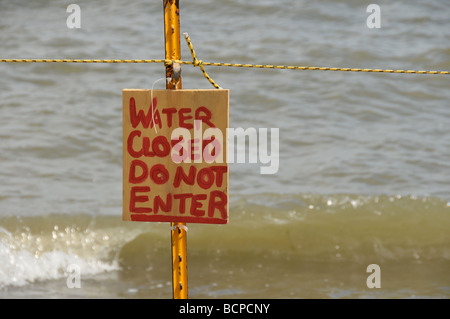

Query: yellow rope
[[1, 46, 449, 90], [193, 62, 450, 75], [182, 33, 221, 89], [0, 59, 168, 64], [2, 58, 447, 75]]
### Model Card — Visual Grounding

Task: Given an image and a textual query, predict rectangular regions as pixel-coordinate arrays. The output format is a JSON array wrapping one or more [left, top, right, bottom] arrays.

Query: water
[[0, 0, 449, 298]]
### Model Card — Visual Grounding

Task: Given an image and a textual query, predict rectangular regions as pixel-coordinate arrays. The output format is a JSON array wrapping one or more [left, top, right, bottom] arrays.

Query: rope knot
[[183, 32, 221, 89], [193, 58, 202, 67]]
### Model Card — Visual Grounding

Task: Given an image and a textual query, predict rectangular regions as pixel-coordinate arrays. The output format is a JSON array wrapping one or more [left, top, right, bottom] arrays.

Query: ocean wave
[[1, 193, 449, 289], [0, 216, 124, 289]]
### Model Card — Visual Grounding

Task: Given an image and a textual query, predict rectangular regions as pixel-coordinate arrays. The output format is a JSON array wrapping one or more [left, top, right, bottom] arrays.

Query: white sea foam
[[0, 227, 119, 289]]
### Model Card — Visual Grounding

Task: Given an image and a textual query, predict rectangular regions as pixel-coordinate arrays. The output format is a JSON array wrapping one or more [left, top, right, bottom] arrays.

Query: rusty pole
[[163, 0, 188, 299]]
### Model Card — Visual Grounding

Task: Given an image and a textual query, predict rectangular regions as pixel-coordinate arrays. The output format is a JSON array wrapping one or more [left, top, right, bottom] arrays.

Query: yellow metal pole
[[164, 0, 188, 299], [164, 0, 182, 90]]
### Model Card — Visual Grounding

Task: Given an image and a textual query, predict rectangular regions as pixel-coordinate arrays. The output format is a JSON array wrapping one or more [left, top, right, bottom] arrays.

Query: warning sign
[[123, 89, 229, 224]]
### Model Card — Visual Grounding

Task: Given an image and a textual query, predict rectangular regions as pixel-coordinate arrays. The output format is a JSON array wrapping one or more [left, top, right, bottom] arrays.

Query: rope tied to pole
[[2, 58, 448, 75], [2, 39, 450, 83]]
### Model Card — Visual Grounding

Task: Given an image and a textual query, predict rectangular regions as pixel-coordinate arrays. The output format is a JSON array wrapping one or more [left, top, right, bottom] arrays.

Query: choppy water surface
[[0, 0, 449, 298]]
